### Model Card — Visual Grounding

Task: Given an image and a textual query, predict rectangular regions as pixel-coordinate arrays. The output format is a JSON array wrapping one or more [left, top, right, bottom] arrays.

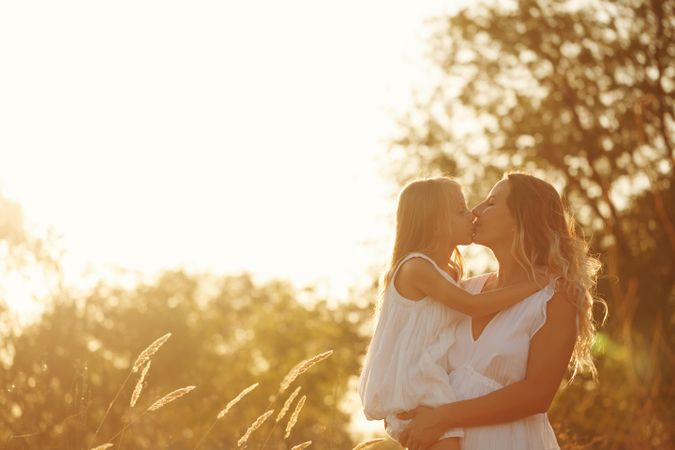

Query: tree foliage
[[1, 270, 372, 449]]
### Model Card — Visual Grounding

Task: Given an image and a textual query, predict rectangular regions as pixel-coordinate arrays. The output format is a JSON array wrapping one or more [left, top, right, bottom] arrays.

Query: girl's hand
[[397, 406, 446, 450]]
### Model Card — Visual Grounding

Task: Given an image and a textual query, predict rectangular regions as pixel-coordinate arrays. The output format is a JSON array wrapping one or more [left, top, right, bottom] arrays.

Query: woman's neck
[[489, 241, 529, 287]]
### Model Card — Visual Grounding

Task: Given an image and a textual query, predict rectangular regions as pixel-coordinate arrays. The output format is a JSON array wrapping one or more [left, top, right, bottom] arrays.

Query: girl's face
[[449, 191, 475, 246], [471, 179, 516, 247]]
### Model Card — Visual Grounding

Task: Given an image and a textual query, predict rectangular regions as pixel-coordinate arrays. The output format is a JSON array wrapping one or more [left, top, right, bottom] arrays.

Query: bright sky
[[0, 0, 469, 310], [1, 0, 476, 437]]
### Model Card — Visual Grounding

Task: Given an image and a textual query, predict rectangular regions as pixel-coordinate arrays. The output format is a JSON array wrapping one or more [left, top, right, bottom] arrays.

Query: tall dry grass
[[89, 333, 197, 449], [85, 337, 347, 450]]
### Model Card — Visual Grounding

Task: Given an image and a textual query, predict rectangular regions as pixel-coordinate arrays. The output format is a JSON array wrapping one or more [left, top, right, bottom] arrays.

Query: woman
[[397, 173, 605, 450]]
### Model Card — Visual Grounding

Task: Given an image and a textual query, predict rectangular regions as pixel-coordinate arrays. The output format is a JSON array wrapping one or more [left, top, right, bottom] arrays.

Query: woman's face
[[471, 179, 516, 247], [449, 191, 475, 246]]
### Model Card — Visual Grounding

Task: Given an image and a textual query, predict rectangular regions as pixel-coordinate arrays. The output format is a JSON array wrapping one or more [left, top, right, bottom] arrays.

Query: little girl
[[358, 177, 541, 450]]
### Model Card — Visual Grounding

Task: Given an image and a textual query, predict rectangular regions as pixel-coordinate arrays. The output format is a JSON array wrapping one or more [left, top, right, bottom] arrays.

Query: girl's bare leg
[[428, 437, 461, 450]]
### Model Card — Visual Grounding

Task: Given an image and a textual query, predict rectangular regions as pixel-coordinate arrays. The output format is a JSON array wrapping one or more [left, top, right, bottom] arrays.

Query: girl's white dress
[[447, 274, 562, 450], [358, 252, 464, 441]]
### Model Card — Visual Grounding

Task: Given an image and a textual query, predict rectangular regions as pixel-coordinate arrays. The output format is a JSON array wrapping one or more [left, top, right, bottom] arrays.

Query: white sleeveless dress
[[358, 252, 464, 441], [447, 273, 561, 450]]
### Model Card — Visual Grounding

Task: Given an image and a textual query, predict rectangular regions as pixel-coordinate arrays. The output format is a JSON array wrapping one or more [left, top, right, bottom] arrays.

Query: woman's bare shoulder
[[544, 289, 577, 330]]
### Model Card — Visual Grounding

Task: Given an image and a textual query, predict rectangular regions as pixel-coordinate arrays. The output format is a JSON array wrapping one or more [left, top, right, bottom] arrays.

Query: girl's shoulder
[[392, 255, 434, 302], [396, 253, 458, 283]]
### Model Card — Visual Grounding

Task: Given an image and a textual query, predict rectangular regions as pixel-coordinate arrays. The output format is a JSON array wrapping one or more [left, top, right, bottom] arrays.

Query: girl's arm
[[396, 258, 542, 317], [397, 290, 577, 448]]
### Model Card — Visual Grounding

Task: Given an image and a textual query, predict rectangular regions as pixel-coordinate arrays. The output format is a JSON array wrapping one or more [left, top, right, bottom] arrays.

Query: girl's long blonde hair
[[505, 172, 606, 378], [379, 177, 465, 308]]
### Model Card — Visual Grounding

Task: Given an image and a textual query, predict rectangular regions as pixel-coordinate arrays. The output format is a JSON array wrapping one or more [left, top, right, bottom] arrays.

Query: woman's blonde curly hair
[[506, 172, 607, 378]]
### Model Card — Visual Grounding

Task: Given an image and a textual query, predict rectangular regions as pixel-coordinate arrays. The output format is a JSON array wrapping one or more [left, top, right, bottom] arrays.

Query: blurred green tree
[[0, 191, 68, 439], [1, 270, 373, 449]]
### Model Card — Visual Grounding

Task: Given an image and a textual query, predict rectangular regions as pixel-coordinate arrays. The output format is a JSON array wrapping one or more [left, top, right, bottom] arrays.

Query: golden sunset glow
[[1, 0, 671, 448], [0, 1, 470, 319]]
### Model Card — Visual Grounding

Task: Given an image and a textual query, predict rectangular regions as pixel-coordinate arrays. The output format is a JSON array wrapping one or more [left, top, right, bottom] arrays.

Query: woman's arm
[[397, 290, 577, 448], [396, 258, 542, 317]]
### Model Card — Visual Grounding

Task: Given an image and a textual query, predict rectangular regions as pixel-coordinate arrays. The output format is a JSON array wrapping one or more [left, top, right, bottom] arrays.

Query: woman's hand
[[397, 406, 447, 450]]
